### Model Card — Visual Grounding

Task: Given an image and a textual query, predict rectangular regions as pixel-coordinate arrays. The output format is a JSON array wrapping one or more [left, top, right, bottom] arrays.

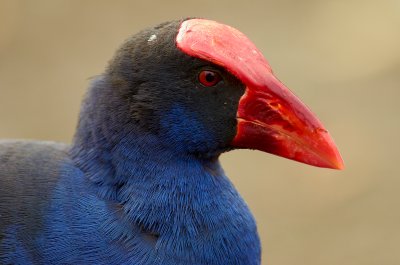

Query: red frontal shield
[[176, 19, 343, 169]]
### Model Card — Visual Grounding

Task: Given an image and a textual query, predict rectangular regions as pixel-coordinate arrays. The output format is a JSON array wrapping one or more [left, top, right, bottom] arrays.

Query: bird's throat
[[71, 131, 260, 262], [69, 77, 260, 262]]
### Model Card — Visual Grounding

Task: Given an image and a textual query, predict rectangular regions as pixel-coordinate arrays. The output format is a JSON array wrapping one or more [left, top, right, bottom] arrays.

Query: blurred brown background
[[1, 0, 399, 264]]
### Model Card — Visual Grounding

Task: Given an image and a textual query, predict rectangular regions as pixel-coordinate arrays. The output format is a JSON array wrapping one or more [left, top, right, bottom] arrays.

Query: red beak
[[177, 19, 344, 169]]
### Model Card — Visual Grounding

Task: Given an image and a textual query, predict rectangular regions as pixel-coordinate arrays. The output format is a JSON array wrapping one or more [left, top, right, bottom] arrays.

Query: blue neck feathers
[[69, 77, 261, 264]]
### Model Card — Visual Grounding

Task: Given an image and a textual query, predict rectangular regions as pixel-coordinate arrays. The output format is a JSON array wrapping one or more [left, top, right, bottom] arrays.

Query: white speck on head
[[148, 34, 157, 42]]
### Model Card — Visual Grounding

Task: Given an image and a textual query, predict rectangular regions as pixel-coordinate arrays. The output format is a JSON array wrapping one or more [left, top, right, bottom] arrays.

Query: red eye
[[198, 70, 222, 87]]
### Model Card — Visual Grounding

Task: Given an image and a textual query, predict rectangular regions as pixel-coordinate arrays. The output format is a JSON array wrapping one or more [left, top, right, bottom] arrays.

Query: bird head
[[104, 18, 343, 169]]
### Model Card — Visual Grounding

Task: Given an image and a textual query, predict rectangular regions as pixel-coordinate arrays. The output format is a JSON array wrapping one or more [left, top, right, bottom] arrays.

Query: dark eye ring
[[198, 70, 222, 87]]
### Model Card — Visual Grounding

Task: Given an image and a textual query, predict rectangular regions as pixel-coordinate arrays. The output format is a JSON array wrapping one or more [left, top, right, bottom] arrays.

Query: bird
[[0, 18, 343, 265]]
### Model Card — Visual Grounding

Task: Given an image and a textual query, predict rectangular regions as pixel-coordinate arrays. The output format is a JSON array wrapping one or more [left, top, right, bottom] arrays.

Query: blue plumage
[[0, 19, 263, 264], [0, 85, 260, 264]]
